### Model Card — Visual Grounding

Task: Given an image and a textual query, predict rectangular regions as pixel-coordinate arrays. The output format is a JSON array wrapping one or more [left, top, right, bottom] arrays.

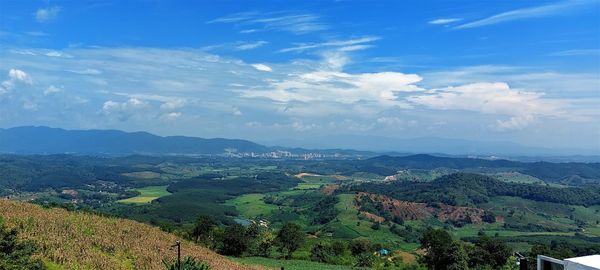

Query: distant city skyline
[[0, 0, 599, 151]]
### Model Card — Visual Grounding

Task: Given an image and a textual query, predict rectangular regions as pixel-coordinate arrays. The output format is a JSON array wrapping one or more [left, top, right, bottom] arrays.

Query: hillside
[[0, 199, 265, 270], [0, 126, 268, 155]]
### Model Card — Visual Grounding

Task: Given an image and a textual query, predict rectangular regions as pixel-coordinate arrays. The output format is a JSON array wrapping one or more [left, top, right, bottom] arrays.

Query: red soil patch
[[321, 184, 339, 195], [355, 192, 488, 224], [361, 211, 385, 223]]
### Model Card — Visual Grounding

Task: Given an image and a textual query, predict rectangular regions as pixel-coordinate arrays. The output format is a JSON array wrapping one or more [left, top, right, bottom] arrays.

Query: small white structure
[[564, 255, 600, 270], [538, 255, 600, 270]]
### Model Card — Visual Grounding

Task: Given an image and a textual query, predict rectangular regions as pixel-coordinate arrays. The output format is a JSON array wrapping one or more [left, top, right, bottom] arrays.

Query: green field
[[232, 256, 352, 270], [224, 193, 278, 218], [118, 185, 171, 204], [294, 183, 324, 190]]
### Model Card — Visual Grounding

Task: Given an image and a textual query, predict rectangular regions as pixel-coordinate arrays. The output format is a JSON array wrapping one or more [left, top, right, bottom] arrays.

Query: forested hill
[[0, 126, 268, 155], [350, 172, 600, 207], [352, 154, 600, 183]]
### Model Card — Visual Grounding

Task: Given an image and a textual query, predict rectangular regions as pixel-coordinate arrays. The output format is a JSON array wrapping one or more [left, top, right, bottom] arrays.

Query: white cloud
[[291, 121, 317, 131], [408, 82, 564, 129], [44, 85, 62, 95], [35, 6, 61, 23], [161, 112, 182, 121], [160, 99, 186, 111], [455, 0, 593, 29], [251, 63, 273, 72], [8, 69, 32, 84], [244, 69, 421, 106], [496, 115, 534, 130], [102, 98, 148, 119], [429, 18, 462, 25]]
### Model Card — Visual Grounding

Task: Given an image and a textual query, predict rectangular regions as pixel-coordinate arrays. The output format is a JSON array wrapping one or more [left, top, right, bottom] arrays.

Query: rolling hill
[[0, 199, 265, 270]]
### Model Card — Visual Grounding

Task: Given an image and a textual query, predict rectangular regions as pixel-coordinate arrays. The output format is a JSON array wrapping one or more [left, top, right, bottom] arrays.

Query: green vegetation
[[0, 223, 44, 270], [233, 256, 353, 270], [118, 185, 170, 204], [224, 194, 277, 218], [163, 256, 210, 270]]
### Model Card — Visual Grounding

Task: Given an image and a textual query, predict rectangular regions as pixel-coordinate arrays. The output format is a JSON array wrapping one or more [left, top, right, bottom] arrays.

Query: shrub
[[163, 256, 210, 270]]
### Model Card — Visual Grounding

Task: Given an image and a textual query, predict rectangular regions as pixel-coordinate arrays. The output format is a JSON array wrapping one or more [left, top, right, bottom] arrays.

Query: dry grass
[[0, 199, 267, 270]]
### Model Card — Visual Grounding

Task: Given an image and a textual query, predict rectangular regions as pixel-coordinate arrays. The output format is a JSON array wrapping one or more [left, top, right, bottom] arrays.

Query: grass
[[0, 199, 265, 270], [294, 183, 323, 190], [118, 185, 171, 204], [224, 194, 278, 218], [233, 256, 352, 270]]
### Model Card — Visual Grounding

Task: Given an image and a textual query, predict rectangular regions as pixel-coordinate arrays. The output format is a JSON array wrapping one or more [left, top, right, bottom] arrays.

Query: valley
[[1, 153, 599, 269]]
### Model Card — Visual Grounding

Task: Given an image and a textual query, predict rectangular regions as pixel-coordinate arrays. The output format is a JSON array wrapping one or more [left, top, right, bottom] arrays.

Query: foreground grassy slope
[[0, 199, 264, 270]]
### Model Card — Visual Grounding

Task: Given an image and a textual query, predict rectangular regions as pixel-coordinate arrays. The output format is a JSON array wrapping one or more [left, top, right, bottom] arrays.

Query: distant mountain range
[[0, 126, 268, 155], [260, 135, 599, 156], [0, 126, 598, 159]]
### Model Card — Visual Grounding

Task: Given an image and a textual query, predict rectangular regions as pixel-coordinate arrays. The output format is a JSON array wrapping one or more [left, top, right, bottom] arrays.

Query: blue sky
[[0, 0, 599, 151]]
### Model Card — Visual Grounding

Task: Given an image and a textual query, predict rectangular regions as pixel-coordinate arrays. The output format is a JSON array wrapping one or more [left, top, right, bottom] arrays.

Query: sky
[[0, 0, 599, 151]]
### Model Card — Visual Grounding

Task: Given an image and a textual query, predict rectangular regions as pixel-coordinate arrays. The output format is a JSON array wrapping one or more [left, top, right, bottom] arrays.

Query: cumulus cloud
[[1, 69, 32, 93], [408, 82, 563, 129], [35, 6, 61, 23], [243, 53, 422, 107], [8, 69, 32, 84], [102, 98, 148, 120]]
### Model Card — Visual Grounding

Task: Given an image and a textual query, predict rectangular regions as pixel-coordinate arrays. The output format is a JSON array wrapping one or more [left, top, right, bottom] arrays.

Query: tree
[[0, 223, 44, 270], [191, 215, 217, 245], [349, 238, 372, 256], [220, 224, 248, 257], [310, 242, 334, 263], [467, 235, 512, 269], [275, 223, 304, 259], [163, 256, 210, 270], [419, 228, 468, 270]]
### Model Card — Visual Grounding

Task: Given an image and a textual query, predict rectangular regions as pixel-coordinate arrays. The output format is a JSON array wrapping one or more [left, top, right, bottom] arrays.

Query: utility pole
[[516, 252, 528, 270], [171, 241, 181, 270]]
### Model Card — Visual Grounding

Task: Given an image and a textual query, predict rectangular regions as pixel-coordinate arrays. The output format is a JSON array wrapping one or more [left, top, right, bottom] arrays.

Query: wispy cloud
[[455, 0, 593, 29], [428, 18, 462, 25], [35, 6, 61, 23], [550, 49, 600, 56], [203, 41, 269, 51], [209, 11, 327, 34], [235, 41, 269, 50], [279, 36, 380, 53]]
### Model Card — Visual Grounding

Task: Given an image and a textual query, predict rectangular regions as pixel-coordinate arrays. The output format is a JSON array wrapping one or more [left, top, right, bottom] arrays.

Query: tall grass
[[0, 199, 266, 270]]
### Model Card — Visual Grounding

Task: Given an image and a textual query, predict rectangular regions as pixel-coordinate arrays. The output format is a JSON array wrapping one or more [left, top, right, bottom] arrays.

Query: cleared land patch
[[224, 193, 278, 218], [118, 185, 170, 204]]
